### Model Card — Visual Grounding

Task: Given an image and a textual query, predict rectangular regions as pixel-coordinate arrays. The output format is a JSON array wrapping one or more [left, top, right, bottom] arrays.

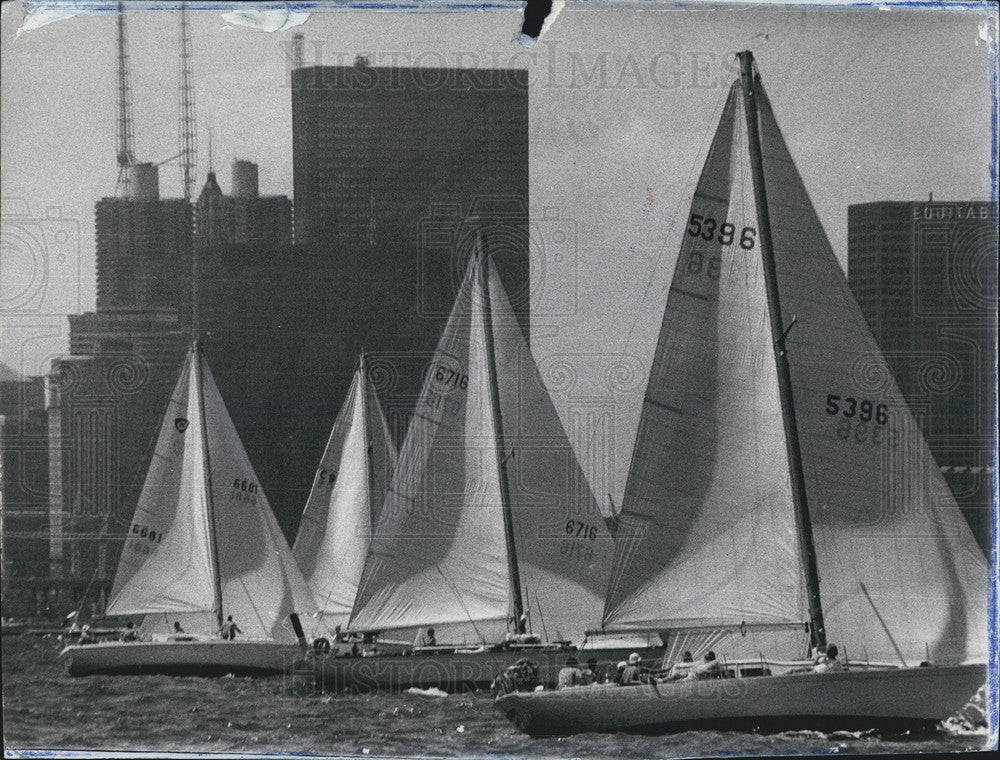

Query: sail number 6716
[[688, 214, 756, 249], [565, 520, 598, 541]]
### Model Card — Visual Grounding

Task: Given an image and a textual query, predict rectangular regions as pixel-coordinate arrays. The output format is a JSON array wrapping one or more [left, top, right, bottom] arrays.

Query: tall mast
[[359, 352, 377, 517], [192, 343, 224, 631], [737, 50, 826, 651], [477, 234, 526, 634]]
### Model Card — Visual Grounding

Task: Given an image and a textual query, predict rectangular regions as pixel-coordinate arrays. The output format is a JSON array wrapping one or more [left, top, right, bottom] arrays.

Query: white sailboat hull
[[496, 663, 987, 736], [58, 640, 302, 677]]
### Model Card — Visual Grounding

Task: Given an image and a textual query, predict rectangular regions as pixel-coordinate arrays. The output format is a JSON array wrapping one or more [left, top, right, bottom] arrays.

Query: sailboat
[[496, 51, 989, 735], [58, 343, 319, 676], [292, 354, 398, 633], [308, 241, 663, 692]]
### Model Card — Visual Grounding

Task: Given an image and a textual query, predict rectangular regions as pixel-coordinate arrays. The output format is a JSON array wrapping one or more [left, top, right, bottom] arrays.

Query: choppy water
[[2, 637, 989, 758]]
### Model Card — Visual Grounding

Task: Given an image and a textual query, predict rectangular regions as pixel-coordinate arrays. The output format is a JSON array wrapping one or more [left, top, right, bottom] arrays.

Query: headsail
[[350, 254, 512, 630], [350, 253, 614, 638], [292, 357, 398, 624], [109, 346, 317, 642], [107, 351, 216, 615], [604, 83, 806, 632], [753, 75, 988, 665]]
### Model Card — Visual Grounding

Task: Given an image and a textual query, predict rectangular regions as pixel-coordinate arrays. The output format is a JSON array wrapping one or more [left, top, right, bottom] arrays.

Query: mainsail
[[350, 251, 614, 640], [604, 60, 987, 667], [107, 345, 318, 642], [292, 356, 398, 624], [752, 77, 988, 666]]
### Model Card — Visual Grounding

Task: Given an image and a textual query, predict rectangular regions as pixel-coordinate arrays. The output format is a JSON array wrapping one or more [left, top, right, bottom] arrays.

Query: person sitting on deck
[[813, 644, 844, 673], [556, 657, 584, 689], [120, 622, 138, 642], [613, 660, 627, 685], [79, 624, 94, 645], [220, 615, 242, 640], [619, 652, 647, 685], [414, 627, 436, 648], [686, 650, 721, 680], [659, 650, 694, 681], [579, 657, 599, 685], [333, 625, 345, 643], [173, 621, 185, 634]]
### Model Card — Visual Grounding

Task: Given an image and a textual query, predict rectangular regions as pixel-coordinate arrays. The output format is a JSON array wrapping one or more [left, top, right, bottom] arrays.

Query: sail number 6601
[[688, 215, 756, 249], [826, 394, 888, 425]]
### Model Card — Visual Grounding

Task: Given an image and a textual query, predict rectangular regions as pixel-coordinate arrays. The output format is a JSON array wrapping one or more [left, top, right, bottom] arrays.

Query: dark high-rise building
[[848, 199, 997, 553], [45, 309, 187, 613], [1, 371, 51, 617], [95, 164, 193, 315], [291, 61, 530, 440]]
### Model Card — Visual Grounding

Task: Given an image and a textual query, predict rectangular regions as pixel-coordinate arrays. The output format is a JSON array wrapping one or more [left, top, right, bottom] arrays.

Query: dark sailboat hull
[[496, 663, 987, 736], [303, 645, 664, 694], [59, 640, 302, 677]]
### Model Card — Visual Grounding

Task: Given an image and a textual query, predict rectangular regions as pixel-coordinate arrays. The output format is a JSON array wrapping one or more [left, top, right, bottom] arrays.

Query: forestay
[[292, 358, 398, 625]]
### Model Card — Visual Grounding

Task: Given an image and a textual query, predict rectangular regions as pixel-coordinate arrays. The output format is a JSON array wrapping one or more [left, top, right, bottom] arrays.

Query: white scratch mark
[[220, 8, 310, 34], [16, 3, 87, 38]]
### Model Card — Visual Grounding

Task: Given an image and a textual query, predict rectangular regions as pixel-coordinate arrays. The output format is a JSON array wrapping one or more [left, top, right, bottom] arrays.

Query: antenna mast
[[178, 2, 197, 199], [115, 1, 135, 197]]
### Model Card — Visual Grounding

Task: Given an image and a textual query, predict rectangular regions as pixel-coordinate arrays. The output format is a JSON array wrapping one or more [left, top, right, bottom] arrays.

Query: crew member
[[220, 615, 242, 640], [557, 657, 584, 689]]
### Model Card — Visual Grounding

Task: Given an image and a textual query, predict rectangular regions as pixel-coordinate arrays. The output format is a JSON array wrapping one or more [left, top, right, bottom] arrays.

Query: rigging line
[[859, 581, 908, 668], [530, 581, 549, 642], [616, 82, 733, 362], [237, 575, 270, 639], [434, 565, 487, 646], [73, 512, 113, 620]]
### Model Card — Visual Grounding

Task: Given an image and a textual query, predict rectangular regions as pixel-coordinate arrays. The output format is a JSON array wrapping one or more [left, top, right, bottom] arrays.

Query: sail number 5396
[[825, 394, 888, 425], [688, 215, 756, 249]]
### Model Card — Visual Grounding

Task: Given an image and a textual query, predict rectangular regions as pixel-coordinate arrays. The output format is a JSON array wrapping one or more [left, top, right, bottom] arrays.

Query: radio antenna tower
[[178, 2, 197, 200], [115, 1, 136, 197]]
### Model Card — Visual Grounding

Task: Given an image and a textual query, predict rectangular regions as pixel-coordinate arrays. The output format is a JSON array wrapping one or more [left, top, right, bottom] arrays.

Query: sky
[[1, 0, 996, 499]]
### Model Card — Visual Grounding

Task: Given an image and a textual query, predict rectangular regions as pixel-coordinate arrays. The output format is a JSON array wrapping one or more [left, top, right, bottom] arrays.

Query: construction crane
[[177, 1, 197, 200], [115, 1, 135, 197]]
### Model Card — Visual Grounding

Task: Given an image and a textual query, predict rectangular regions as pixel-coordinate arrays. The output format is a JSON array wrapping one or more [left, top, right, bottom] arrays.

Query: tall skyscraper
[[847, 199, 997, 553], [95, 164, 193, 315], [291, 60, 530, 440], [0, 371, 50, 617]]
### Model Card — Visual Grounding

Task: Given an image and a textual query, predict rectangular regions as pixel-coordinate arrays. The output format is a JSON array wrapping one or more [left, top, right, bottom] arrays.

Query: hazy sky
[[2, 0, 995, 498]]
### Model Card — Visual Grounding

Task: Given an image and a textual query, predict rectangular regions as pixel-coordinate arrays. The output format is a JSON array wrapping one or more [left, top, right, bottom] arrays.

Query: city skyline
[[2, 1, 996, 504]]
